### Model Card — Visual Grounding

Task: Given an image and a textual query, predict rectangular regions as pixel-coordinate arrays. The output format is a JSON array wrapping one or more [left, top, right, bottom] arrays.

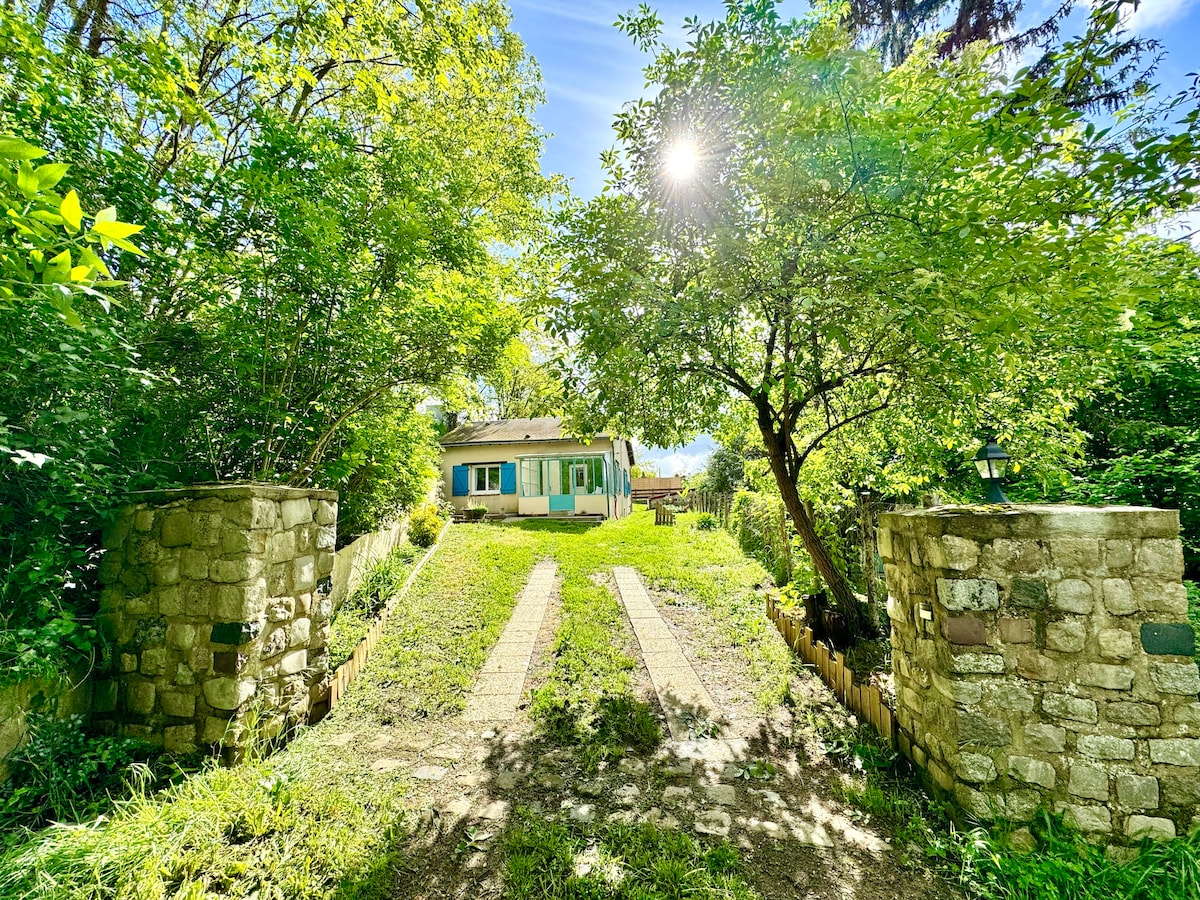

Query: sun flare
[[663, 138, 700, 182]]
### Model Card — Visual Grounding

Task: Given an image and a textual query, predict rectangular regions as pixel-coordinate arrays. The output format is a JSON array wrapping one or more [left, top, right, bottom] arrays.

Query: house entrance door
[[550, 461, 577, 513]]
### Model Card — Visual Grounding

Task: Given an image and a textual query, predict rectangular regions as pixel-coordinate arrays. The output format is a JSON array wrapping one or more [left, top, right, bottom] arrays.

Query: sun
[[662, 138, 700, 182]]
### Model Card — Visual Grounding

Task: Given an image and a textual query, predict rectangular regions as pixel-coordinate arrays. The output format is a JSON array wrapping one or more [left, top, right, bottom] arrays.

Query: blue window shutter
[[452, 465, 469, 496], [500, 463, 517, 495]]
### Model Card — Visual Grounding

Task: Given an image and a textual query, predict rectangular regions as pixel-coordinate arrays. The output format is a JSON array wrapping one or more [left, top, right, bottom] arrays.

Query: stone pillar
[[880, 505, 1199, 842], [96, 485, 338, 754]]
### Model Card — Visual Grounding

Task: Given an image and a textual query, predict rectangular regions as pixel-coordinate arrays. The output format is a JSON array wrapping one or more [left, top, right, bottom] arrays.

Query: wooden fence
[[686, 491, 732, 523], [653, 501, 675, 526], [766, 593, 896, 747], [313, 520, 450, 721], [632, 476, 683, 504]]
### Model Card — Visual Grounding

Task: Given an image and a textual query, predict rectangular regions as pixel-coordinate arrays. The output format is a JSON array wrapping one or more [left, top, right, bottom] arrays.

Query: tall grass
[[0, 738, 407, 899], [326, 542, 420, 667]]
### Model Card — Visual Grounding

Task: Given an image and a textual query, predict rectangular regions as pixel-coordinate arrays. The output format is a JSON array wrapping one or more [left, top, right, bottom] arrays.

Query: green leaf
[[16, 162, 38, 199], [105, 234, 146, 256], [90, 220, 144, 240], [35, 163, 70, 190], [60, 190, 82, 232], [79, 246, 110, 277], [0, 137, 47, 161]]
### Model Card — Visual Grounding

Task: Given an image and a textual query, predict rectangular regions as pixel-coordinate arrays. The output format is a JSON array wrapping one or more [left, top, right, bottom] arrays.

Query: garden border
[[314, 520, 452, 721], [766, 595, 896, 747]]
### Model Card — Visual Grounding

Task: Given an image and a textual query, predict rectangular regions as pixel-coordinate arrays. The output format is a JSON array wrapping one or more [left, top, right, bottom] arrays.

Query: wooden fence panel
[[766, 599, 896, 748]]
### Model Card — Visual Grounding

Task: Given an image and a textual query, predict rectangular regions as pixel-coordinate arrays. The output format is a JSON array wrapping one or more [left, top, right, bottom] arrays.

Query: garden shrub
[[695, 512, 719, 530], [322, 393, 440, 543], [407, 503, 445, 548]]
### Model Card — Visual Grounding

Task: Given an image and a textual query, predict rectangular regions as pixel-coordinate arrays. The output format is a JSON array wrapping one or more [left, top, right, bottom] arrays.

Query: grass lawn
[[0, 510, 785, 900], [7, 509, 1191, 900]]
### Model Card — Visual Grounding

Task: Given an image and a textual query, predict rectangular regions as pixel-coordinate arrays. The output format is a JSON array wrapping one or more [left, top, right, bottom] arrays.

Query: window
[[473, 465, 501, 494], [517, 456, 608, 496], [520, 458, 545, 496]]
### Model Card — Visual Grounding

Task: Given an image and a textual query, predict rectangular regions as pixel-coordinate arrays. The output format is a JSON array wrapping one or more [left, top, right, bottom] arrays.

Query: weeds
[[0, 712, 181, 839], [817, 719, 1200, 900], [530, 561, 661, 768], [0, 747, 408, 900], [503, 810, 759, 899]]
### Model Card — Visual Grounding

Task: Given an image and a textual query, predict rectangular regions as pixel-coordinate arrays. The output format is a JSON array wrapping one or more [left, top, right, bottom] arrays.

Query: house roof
[[438, 417, 630, 462]]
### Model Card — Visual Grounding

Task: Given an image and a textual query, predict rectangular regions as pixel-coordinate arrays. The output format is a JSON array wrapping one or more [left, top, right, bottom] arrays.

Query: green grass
[[520, 511, 794, 710], [326, 542, 421, 667], [513, 510, 795, 765], [503, 810, 759, 899], [335, 525, 543, 721], [527, 529, 660, 767], [969, 814, 1200, 900], [0, 512, 795, 899], [0, 732, 408, 899]]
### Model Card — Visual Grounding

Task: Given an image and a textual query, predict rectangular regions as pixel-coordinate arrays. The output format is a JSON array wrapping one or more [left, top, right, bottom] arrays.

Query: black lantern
[[974, 437, 1010, 504]]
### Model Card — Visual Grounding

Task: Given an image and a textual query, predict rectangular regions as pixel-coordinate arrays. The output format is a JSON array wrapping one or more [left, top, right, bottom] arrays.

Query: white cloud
[[633, 435, 714, 476], [1101, 0, 1199, 32]]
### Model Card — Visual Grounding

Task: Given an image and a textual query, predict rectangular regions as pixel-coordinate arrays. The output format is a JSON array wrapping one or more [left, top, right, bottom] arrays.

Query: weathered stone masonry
[[95, 485, 337, 754], [880, 505, 1199, 842]]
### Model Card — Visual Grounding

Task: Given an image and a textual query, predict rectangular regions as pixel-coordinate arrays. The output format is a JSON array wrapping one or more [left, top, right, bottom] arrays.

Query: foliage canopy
[[551, 0, 1200, 637], [0, 0, 557, 679]]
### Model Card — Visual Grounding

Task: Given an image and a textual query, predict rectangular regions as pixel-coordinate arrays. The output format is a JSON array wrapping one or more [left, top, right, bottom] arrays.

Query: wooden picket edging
[[314, 520, 451, 720], [766, 594, 896, 748], [653, 501, 675, 526]]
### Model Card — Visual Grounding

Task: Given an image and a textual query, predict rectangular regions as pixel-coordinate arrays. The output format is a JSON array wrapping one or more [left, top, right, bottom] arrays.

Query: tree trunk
[[754, 401, 873, 643]]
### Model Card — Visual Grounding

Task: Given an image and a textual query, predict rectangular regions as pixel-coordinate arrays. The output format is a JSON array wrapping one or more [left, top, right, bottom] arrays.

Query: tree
[[551, 1, 1200, 641], [1034, 242, 1200, 579], [705, 438, 746, 495], [1, 0, 555, 485], [0, 0, 558, 678], [0, 138, 147, 682], [842, 0, 1156, 113], [843, 0, 1070, 66], [480, 336, 565, 420]]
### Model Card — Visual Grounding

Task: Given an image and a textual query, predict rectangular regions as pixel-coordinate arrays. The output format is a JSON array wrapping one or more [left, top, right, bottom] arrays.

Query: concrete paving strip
[[612, 566, 716, 739], [463, 560, 557, 722]]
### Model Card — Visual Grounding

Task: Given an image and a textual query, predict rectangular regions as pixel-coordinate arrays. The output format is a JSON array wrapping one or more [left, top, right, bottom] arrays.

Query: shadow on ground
[[325, 689, 958, 900]]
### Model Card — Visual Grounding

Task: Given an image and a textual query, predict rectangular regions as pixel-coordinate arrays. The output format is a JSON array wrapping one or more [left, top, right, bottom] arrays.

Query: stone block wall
[[880, 505, 1199, 842], [96, 485, 337, 754]]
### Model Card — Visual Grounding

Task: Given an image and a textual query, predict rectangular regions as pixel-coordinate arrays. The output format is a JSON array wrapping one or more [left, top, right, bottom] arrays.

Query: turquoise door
[[550, 459, 577, 512]]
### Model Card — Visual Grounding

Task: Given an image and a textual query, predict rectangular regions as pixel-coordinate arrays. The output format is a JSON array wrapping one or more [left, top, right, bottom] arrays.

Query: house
[[439, 417, 634, 519]]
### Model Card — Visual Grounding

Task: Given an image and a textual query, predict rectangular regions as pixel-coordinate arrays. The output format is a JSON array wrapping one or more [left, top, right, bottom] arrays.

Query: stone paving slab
[[463, 561, 557, 722], [480, 655, 531, 675], [612, 566, 716, 739]]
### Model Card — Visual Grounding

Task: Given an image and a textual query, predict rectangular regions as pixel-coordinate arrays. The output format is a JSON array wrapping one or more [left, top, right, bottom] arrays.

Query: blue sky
[[508, 0, 1200, 473]]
